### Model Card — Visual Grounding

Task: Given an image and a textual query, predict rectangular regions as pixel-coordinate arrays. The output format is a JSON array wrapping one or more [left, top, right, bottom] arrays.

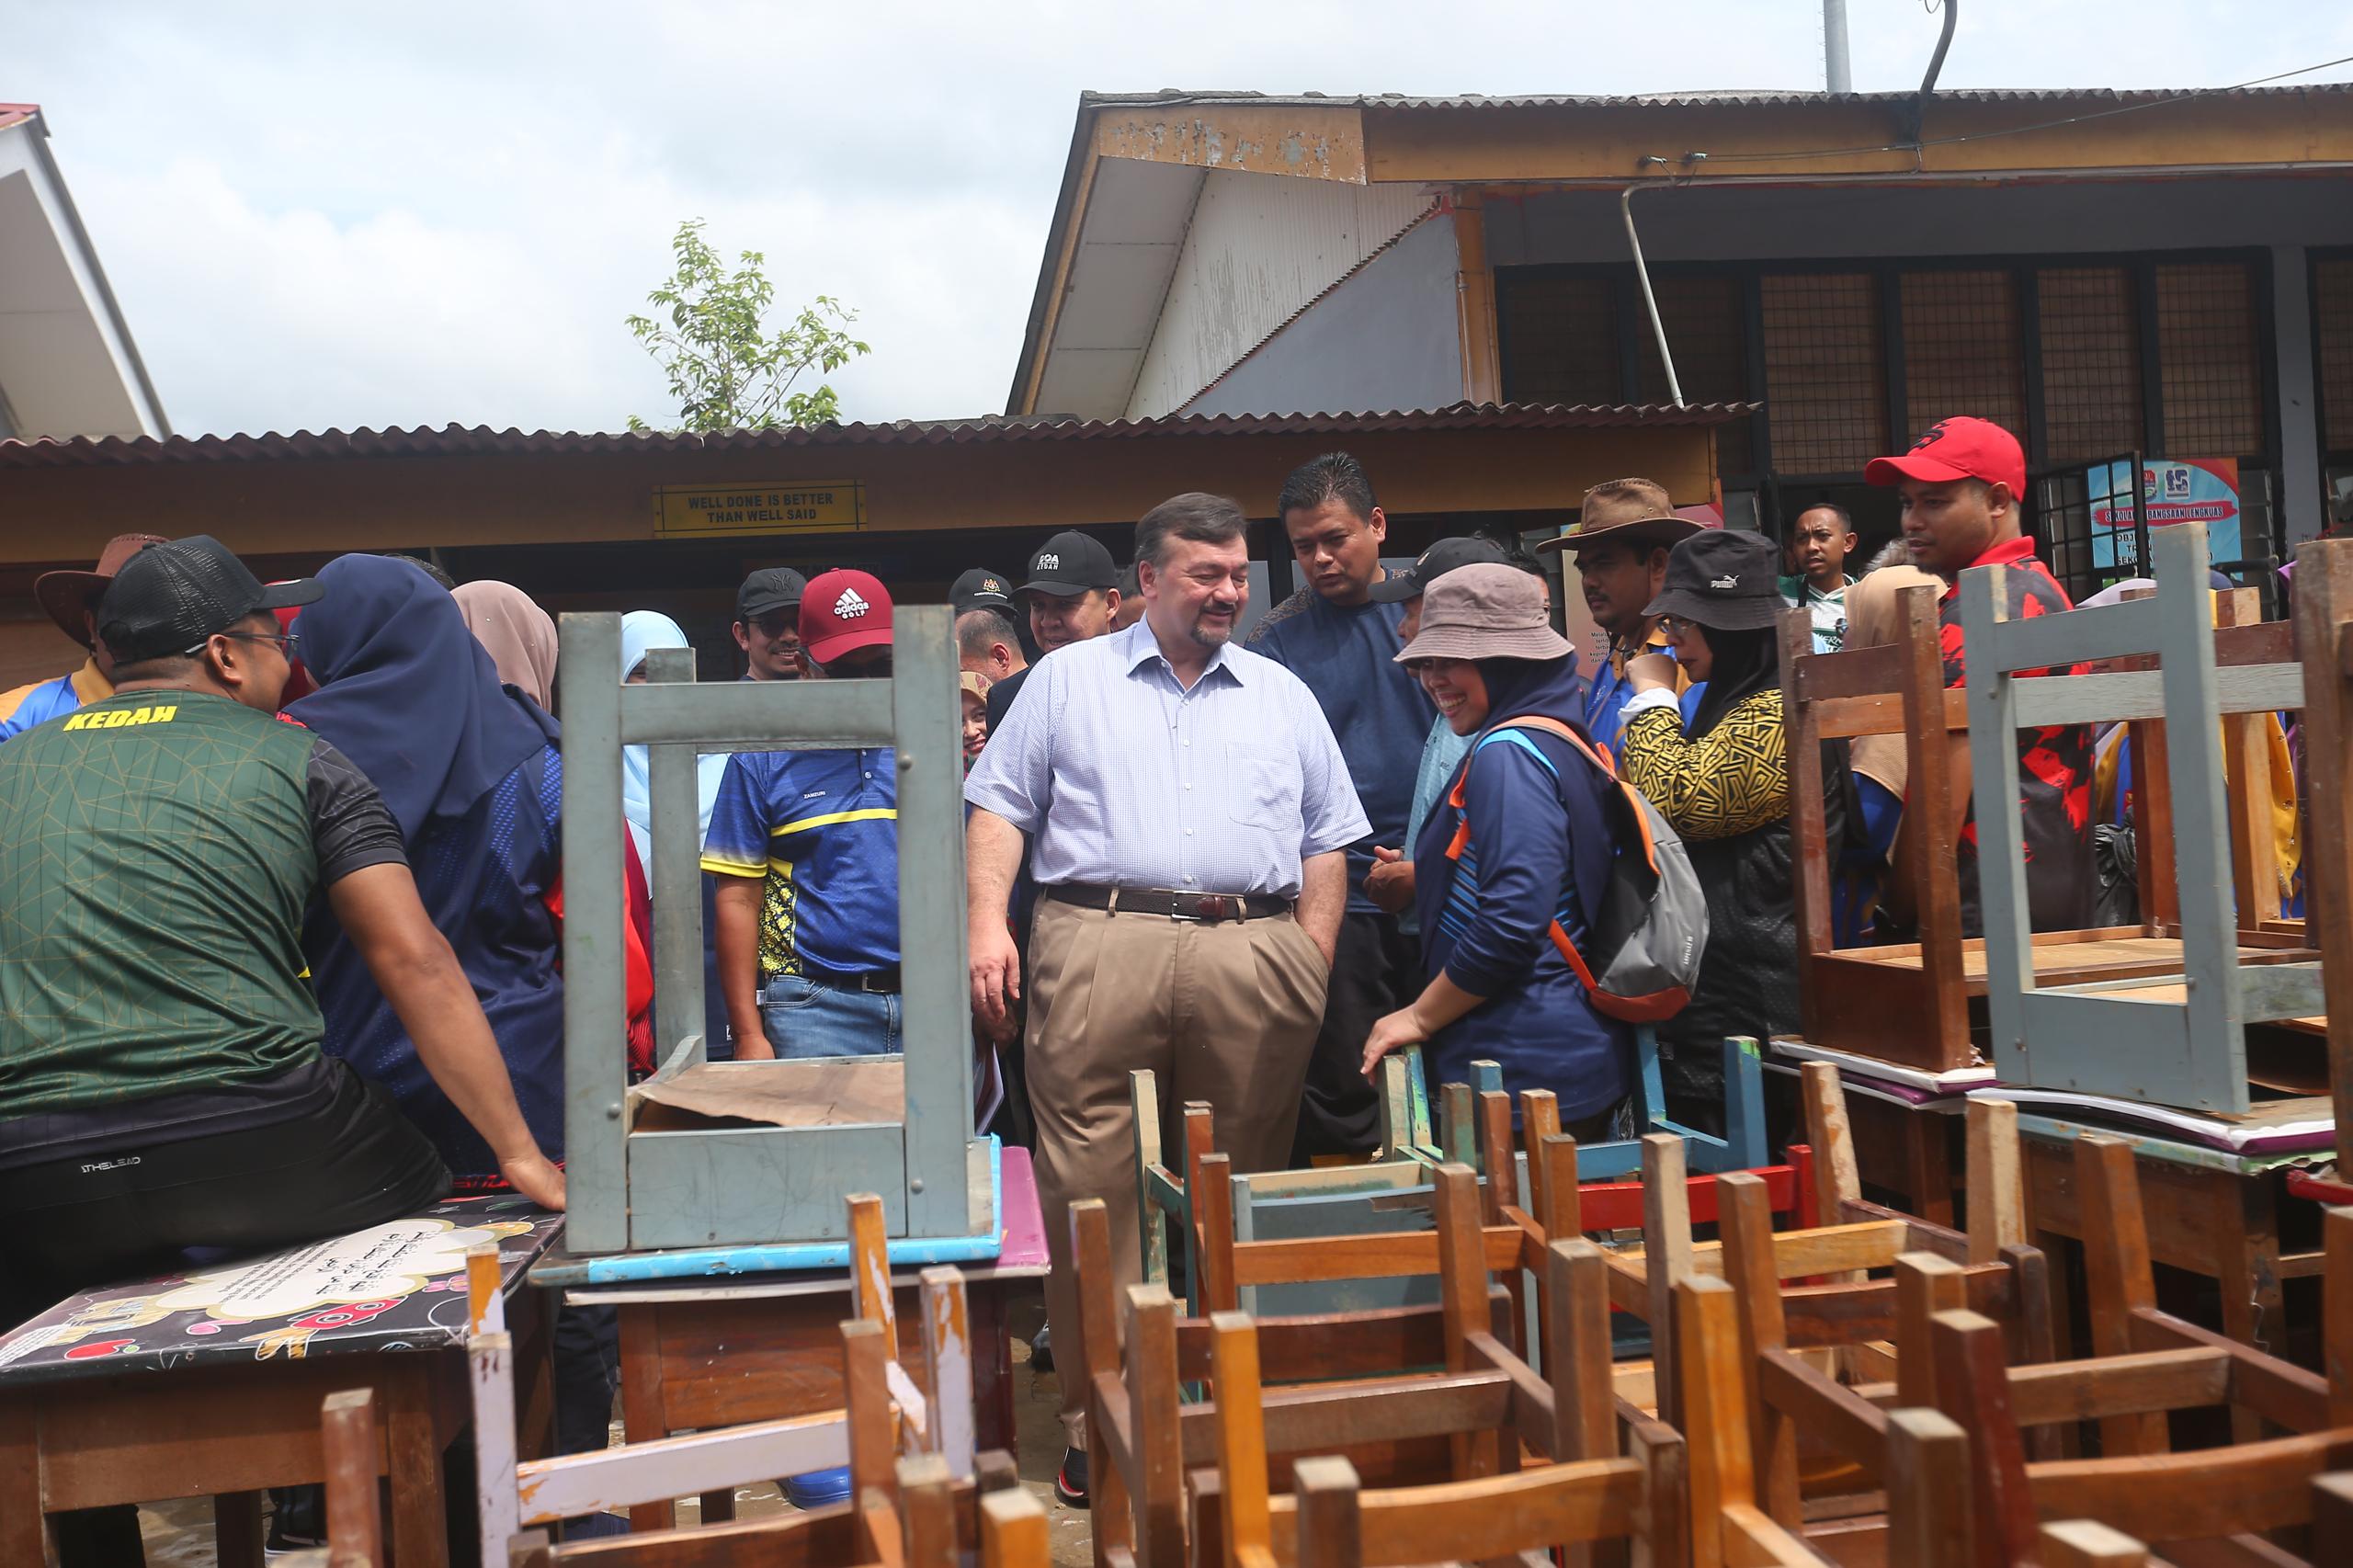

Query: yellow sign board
[[654, 482, 865, 539]]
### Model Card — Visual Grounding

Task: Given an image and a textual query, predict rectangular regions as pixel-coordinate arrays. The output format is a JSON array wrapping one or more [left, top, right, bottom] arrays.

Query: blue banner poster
[[2088, 458, 2243, 571]]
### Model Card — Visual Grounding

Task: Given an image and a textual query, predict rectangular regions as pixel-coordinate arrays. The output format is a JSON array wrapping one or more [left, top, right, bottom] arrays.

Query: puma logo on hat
[[1711, 574, 1740, 590], [833, 587, 870, 619]]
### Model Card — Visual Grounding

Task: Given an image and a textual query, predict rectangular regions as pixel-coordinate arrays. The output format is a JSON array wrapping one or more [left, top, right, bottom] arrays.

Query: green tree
[[626, 219, 871, 432]]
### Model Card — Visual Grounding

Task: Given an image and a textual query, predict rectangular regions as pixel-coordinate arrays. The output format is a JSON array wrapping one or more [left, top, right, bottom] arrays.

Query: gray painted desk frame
[[556, 608, 976, 1255], [1961, 520, 2314, 1113]]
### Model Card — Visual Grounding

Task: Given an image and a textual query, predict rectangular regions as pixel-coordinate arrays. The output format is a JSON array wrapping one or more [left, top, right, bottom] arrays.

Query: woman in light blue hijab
[[619, 611, 729, 876], [620, 611, 745, 1061]]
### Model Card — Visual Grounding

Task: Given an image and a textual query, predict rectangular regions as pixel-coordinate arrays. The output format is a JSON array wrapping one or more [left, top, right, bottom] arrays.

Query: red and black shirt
[[1938, 535, 2095, 936]]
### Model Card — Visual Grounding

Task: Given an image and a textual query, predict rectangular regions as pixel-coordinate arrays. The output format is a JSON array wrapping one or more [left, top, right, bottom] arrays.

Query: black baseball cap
[[1643, 529, 1783, 632], [97, 535, 321, 664], [950, 568, 1016, 616], [735, 567, 808, 622], [1369, 536, 1510, 603], [1021, 531, 1119, 597]]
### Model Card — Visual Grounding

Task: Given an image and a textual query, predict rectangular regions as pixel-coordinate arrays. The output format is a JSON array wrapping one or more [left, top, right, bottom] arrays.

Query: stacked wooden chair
[[1961, 518, 2332, 1117], [1591, 1063, 2051, 1431], [1079, 1159, 1719, 1568], [1679, 1122, 2353, 1564], [1135, 1039, 1793, 1321], [305, 1191, 1007, 1565], [1780, 564, 2313, 1079], [301, 1378, 1047, 1568]]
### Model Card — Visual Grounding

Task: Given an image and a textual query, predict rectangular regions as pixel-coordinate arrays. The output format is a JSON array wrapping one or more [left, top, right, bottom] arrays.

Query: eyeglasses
[[1655, 616, 1688, 636], [190, 629, 299, 657]]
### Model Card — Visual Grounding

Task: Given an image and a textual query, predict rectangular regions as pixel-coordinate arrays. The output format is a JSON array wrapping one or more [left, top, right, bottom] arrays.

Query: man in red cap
[[0, 533, 168, 742], [703, 569, 908, 1058], [1865, 417, 2093, 932]]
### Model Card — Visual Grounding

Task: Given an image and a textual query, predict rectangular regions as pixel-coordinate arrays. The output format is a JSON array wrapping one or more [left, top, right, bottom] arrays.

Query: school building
[[1009, 85, 2353, 595]]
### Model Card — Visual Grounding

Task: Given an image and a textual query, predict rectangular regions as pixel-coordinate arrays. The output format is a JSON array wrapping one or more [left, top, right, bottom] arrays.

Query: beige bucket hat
[[1394, 563, 1573, 664]]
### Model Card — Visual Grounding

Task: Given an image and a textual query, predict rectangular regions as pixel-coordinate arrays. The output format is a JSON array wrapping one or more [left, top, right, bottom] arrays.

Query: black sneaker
[[1054, 1447, 1089, 1509], [1029, 1324, 1052, 1372], [265, 1484, 324, 1557]]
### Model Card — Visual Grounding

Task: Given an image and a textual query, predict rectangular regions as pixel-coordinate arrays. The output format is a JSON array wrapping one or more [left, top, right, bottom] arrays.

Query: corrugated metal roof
[[0, 402, 1756, 469], [1081, 85, 2353, 113]]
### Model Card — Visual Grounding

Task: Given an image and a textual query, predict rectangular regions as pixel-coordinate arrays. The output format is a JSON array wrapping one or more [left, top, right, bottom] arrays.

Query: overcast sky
[[17, 1, 2353, 437]]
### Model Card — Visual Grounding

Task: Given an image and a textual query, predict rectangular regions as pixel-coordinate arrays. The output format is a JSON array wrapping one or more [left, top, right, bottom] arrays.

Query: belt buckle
[[1193, 894, 1233, 923]]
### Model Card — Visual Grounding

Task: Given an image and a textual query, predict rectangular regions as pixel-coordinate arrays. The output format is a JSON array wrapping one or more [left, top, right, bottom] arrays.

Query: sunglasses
[[188, 629, 300, 657]]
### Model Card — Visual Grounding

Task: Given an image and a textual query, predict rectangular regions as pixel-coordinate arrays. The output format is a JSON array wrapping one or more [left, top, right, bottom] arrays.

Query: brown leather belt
[[1044, 883, 1292, 924]]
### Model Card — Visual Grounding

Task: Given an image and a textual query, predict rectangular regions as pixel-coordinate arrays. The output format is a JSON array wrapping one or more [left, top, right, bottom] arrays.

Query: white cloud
[[14, 0, 2353, 436]]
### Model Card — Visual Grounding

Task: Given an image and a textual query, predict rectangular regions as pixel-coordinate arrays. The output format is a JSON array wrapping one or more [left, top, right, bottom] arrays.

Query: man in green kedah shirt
[[0, 536, 564, 1325]]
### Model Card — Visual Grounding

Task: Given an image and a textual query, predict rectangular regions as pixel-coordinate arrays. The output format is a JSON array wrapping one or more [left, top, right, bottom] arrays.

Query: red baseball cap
[[1865, 417, 2026, 498], [799, 569, 892, 665]]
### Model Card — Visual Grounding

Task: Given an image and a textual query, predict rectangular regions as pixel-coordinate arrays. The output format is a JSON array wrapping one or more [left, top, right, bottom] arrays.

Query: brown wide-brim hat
[[1395, 562, 1573, 664], [1533, 513, 1705, 556], [34, 533, 168, 646]]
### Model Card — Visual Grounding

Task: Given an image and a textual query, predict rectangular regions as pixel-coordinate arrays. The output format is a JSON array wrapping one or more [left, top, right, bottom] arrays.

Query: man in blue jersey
[[1247, 453, 1433, 1160], [0, 534, 166, 741], [703, 569, 904, 1059]]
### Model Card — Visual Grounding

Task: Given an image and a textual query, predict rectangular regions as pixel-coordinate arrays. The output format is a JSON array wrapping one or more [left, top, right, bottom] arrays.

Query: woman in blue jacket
[[1361, 564, 1633, 1134]]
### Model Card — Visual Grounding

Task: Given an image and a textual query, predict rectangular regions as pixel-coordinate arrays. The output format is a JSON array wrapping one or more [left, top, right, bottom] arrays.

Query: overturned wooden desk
[[2000, 1103, 2329, 1411], [537, 1145, 1047, 1532], [0, 1196, 559, 1568]]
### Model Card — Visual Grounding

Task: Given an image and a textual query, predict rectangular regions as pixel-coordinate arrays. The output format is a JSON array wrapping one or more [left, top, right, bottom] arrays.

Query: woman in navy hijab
[[290, 557, 631, 1517], [290, 555, 565, 1177]]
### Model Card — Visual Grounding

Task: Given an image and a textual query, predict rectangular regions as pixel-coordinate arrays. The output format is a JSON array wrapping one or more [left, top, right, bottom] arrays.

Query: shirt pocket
[[1225, 744, 1302, 832]]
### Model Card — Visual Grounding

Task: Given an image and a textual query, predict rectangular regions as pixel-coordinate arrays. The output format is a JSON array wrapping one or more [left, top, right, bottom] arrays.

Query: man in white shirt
[[1781, 503, 1860, 653], [964, 492, 1367, 1506]]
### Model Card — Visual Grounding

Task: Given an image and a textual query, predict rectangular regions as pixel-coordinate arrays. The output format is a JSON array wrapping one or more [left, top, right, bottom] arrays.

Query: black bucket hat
[[1643, 529, 1783, 632]]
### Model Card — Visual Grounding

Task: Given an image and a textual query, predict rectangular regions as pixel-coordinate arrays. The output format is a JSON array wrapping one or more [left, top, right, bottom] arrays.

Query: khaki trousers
[[1026, 893, 1328, 1446]]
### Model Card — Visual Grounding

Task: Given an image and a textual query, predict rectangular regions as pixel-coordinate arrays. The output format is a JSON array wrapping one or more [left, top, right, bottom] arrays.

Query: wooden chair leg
[[1127, 1286, 1184, 1568], [1292, 1455, 1361, 1568], [2073, 1136, 2167, 1456], [1884, 1408, 1972, 1568], [1717, 1171, 1798, 1528], [1929, 1309, 2037, 1568], [321, 1390, 383, 1568], [2328, 1208, 2353, 1429], [1074, 1200, 1130, 1568], [1643, 1134, 1694, 1429], [2312, 1472, 2353, 1563], [982, 1486, 1051, 1568], [1210, 1311, 1274, 1568], [1965, 1098, 2023, 1265], [616, 1303, 675, 1532], [897, 1453, 957, 1568], [213, 1490, 265, 1568]]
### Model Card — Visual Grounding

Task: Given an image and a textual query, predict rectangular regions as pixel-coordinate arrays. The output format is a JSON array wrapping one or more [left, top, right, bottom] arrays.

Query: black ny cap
[[96, 536, 321, 664], [1368, 536, 1511, 603], [735, 567, 808, 622], [950, 568, 1016, 615], [1021, 531, 1119, 597]]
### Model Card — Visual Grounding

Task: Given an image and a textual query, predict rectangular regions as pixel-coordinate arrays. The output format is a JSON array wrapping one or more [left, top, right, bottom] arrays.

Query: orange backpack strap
[[1439, 714, 1642, 1006], [1448, 714, 1597, 854]]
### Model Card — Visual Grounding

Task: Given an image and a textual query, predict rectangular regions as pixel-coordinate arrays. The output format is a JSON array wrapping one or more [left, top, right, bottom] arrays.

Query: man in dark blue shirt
[[704, 570, 904, 1059], [1247, 453, 1434, 1158]]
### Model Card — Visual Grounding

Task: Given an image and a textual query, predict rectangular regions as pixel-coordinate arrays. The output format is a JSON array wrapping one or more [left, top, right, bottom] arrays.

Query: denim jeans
[[757, 972, 903, 1059]]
